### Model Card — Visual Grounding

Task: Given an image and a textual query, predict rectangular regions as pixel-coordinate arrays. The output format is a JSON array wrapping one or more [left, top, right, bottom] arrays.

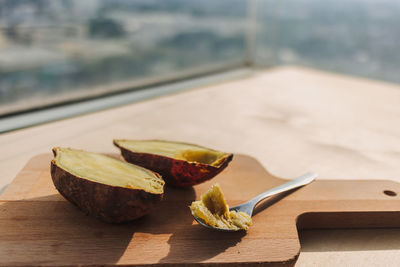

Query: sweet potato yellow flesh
[[190, 183, 252, 230], [54, 148, 164, 194], [114, 140, 228, 166]]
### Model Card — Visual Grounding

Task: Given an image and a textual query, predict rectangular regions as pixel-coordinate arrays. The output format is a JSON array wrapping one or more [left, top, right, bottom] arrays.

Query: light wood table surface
[[1, 66, 400, 266]]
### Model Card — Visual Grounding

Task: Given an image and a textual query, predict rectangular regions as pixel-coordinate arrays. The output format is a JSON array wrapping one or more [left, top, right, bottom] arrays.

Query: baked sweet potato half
[[51, 147, 164, 223], [113, 140, 233, 187]]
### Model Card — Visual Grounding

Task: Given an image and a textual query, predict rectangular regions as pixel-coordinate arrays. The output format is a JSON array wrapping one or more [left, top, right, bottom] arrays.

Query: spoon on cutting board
[[193, 172, 318, 232]]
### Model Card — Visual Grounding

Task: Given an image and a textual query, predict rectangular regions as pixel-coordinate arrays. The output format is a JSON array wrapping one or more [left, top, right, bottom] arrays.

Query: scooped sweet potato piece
[[51, 147, 164, 223], [190, 183, 252, 230], [113, 140, 233, 187]]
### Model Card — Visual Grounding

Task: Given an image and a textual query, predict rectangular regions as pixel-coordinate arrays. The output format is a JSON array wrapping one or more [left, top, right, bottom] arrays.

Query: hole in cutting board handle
[[383, 190, 397, 197]]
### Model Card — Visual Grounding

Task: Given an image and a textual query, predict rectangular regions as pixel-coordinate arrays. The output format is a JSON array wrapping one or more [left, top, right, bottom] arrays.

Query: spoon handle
[[237, 172, 317, 215]]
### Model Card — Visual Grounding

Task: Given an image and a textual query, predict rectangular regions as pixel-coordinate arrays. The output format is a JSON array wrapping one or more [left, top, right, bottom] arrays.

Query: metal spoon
[[193, 172, 318, 232]]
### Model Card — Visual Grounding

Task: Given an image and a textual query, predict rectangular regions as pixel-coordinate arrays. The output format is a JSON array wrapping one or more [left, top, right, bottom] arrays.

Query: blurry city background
[[1, 0, 400, 116]]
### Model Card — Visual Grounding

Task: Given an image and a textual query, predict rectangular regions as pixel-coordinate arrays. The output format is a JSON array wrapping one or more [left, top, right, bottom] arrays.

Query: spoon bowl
[[193, 172, 318, 232]]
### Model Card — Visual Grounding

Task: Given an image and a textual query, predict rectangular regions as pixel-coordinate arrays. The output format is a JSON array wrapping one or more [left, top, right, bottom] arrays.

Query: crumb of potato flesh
[[190, 183, 252, 230]]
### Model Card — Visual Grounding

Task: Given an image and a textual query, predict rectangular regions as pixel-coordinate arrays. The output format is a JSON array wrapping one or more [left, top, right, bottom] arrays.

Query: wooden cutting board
[[1, 154, 400, 266]]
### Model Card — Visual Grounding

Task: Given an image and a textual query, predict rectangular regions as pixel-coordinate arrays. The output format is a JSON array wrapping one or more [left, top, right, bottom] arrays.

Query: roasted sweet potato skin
[[115, 143, 233, 187], [50, 160, 163, 223]]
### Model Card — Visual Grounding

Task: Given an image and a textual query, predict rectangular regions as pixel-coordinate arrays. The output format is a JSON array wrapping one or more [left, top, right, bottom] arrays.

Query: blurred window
[[0, 0, 249, 116], [256, 0, 400, 84], [2, 0, 400, 117]]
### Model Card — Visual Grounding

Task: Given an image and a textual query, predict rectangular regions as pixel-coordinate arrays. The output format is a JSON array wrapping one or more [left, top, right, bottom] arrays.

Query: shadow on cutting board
[[0, 194, 133, 265], [159, 224, 245, 264]]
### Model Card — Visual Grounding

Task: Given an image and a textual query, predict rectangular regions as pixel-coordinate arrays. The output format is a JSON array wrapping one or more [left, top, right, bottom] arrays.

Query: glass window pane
[[0, 0, 248, 116], [256, 0, 400, 84]]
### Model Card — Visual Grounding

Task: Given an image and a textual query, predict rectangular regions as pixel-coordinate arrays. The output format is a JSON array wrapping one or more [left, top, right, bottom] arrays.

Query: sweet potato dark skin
[[114, 142, 233, 187], [50, 160, 163, 223]]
